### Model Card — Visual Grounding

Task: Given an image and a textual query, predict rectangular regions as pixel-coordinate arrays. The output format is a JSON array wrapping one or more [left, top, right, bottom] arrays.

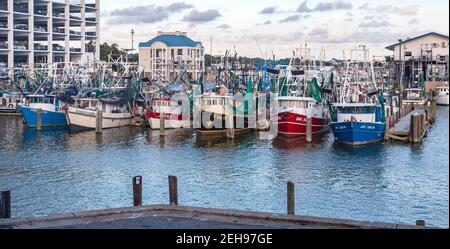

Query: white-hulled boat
[[435, 86, 449, 106], [146, 97, 190, 129], [66, 98, 132, 130]]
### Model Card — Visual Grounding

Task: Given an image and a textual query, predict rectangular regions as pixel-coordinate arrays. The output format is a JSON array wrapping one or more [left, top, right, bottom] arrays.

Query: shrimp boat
[[66, 97, 132, 131], [194, 85, 255, 136], [20, 95, 67, 127], [329, 46, 386, 146], [146, 96, 190, 129], [275, 48, 330, 137]]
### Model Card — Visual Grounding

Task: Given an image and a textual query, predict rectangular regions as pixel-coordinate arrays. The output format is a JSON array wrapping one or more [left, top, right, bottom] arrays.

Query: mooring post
[[132, 176, 142, 207], [287, 181, 295, 215], [160, 112, 165, 136], [36, 108, 42, 130], [168, 175, 178, 205], [0, 190, 11, 219], [95, 110, 103, 134], [416, 220, 426, 227], [306, 117, 312, 143]]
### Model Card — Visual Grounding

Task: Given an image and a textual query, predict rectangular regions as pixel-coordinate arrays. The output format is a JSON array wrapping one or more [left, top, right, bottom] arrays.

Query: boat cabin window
[[212, 100, 217, 105], [207, 100, 211, 105]]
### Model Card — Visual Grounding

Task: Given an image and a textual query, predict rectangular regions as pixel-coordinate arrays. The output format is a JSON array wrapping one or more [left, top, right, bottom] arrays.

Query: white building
[[386, 32, 449, 84], [0, 0, 100, 79], [139, 31, 204, 81]]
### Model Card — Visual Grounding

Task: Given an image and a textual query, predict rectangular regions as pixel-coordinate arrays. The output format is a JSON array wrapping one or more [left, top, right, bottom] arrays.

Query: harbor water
[[0, 107, 448, 227]]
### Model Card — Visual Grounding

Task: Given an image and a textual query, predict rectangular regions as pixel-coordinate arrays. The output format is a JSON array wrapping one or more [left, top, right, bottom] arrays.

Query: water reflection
[[0, 107, 448, 227]]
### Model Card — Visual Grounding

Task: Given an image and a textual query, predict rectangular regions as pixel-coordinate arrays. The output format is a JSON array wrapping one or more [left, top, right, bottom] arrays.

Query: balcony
[[34, 26, 48, 32], [34, 9, 48, 16], [0, 41, 7, 50], [34, 43, 48, 51], [52, 44, 65, 52], [13, 41, 28, 51], [13, 23, 28, 31], [0, 22, 7, 29], [70, 47, 81, 53]]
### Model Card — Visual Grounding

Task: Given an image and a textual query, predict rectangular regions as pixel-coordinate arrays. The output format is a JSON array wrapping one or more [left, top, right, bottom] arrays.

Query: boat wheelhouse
[[20, 95, 67, 127], [277, 96, 329, 137], [147, 97, 190, 129], [194, 92, 254, 135], [403, 88, 427, 105]]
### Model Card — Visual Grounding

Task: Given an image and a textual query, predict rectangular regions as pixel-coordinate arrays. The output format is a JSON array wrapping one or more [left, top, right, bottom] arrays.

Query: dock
[[386, 99, 437, 143], [0, 204, 426, 229]]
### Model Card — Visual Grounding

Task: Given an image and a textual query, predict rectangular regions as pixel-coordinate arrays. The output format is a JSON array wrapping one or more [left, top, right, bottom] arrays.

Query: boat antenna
[[252, 34, 266, 61]]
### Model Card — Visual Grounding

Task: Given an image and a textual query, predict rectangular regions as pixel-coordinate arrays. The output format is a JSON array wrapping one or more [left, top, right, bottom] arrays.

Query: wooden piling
[[160, 112, 165, 136], [132, 176, 142, 207], [95, 110, 103, 134], [168, 175, 178, 205], [409, 114, 422, 143], [306, 117, 312, 143], [416, 220, 426, 227], [287, 181, 295, 215], [0, 190, 11, 219], [36, 109, 42, 130]]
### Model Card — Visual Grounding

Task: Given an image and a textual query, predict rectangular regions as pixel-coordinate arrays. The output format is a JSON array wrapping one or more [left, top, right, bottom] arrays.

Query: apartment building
[[0, 0, 100, 79], [139, 31, 205, 81]]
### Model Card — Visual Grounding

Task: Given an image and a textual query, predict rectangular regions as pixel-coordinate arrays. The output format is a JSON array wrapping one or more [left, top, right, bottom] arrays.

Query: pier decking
[[386, 99, 437, 143], [0, 205, 426, 229]]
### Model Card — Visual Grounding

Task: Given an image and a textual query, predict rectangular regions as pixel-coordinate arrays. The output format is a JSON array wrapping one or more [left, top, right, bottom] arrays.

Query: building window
[[177, 49, 182, 56], [187, 49, 190, 56], [404, 51, 412, 57]]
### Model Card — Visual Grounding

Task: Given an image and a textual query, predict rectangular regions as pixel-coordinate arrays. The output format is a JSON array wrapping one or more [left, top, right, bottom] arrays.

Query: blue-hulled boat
[[20, 95, 67, 128], [329, 46, 385, 146], [330, 103, 385, 145]]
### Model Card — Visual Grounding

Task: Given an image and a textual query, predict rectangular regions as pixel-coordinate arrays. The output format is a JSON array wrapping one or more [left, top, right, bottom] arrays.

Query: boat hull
[[20, 106, 67, 127], [147, 111, 190, 130], [435, 94, 449, 106], [277, 111, 329, 137], [66, 108, 132, 130], [330, 121, 385, 146]]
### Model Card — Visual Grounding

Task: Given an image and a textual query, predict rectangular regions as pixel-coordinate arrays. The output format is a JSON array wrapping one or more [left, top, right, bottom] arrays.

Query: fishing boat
[[329, 46, 386, 145], [0, 91, 24, 114], [274, 48, 330, 137], [65, 97, 132, 130], [146, 97, 190, 129], [194, 88, 254, 136], [20, 95, 67, 127], [435, 85, 449, 106]]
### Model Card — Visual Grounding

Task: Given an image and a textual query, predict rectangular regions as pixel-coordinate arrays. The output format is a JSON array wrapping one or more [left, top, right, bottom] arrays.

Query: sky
[[99, 0, 450, 60]]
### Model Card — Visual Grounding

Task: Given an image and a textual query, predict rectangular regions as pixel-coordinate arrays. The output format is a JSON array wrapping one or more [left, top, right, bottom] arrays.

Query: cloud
[[260, 6, 278, 14], [359, 4, 419, 16], [279, 15, 301, 23], [393, 5, 419, 16], [108, 3, 194, 24], [297, 0, 352, 13], [359, 20, 390, 28], [314, 1, 353, 11], [257, 20, 272, 26], [183, 9, 221, 23], [165, 2, 194, 12], [297, 1, 311, 13], [409, 18, 419, 24], [216, 24, 231, 29], [307, 27, 329, 41]]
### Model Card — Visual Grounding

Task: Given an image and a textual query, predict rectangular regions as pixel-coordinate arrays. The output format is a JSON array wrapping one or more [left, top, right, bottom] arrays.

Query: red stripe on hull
[[277, 111, 329, 137], [146, 111, 189, 121]]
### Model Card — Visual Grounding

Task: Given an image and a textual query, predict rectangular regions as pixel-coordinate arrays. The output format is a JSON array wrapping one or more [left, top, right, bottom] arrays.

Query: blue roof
[[139, 35, 201, 48]]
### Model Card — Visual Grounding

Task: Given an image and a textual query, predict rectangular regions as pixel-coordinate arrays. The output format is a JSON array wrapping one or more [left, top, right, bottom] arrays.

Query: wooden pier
[[0, 176, 434, 229], [386, 98, 437, 143]]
